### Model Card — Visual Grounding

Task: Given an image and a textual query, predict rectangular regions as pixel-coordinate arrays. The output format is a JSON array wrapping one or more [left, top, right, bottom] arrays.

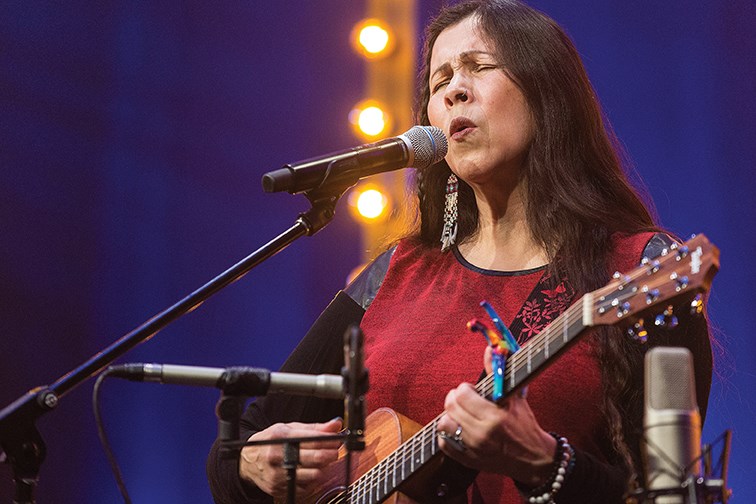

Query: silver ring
[[448, 425, 466, 451], [438, 427, 466, 452]]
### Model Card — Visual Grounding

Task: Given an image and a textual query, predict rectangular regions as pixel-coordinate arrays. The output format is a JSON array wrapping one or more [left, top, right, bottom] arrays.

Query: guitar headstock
[[589, 234, 719, 337]]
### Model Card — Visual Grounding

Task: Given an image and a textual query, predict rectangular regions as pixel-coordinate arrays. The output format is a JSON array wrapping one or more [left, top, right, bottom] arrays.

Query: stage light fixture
[[357, 188, 388, 219], [349, 186, 389, 221], [349, 100, 390, 138], [352, 18, 394, 59]]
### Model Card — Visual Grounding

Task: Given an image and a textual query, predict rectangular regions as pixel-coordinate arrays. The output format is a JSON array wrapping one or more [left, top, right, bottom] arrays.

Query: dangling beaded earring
[[440, 173, 458, 252]]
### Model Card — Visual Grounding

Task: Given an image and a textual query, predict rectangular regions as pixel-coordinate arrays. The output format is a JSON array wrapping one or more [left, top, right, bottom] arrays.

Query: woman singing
[[207, 1, 712, 502]]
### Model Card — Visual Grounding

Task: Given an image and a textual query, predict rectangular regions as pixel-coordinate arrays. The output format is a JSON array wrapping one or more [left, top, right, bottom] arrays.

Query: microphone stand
[[0, 184, 352, 503]]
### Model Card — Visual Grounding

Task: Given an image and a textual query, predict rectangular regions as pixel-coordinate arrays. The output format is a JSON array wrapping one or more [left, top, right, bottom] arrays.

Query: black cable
[[92, 369, 133, 504]]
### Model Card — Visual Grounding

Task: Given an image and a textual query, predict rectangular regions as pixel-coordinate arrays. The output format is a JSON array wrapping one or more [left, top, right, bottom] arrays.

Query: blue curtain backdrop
[[1, 1, 754, 501]]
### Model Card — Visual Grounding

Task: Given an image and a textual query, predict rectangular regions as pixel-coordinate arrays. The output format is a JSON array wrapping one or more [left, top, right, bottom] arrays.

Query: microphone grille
[[402, 125, 448, 170], [645, 347, 697, 411]]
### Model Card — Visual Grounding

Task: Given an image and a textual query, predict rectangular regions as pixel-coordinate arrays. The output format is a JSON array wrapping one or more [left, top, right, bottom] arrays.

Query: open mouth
[[449, 117, 476, 137]]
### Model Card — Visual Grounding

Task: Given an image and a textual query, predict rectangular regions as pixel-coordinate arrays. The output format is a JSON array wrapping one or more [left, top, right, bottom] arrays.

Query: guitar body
[[306, 407, 420, 503]]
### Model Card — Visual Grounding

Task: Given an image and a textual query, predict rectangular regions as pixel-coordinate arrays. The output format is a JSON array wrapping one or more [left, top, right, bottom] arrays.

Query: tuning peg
[[627, 320, 648, 343], [642, 286, 660, 304], [654, 305, 679, 329], [669, 272, 689, 292], [675, 245, 690, 261], [676, 275, 689, 291], [645, 260, 661, 275], [690, 293, 704, 315]]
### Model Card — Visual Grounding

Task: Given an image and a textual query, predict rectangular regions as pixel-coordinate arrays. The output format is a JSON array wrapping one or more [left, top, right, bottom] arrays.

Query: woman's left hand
[[436, 346, 557, 487]]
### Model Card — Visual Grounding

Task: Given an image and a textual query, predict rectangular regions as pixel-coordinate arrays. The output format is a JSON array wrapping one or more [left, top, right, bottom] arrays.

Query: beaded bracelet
[[526, 433, 575, 504]]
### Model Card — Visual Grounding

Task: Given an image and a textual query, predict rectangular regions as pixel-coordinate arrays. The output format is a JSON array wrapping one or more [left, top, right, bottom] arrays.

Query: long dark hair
[[414, 0, 659, 484]]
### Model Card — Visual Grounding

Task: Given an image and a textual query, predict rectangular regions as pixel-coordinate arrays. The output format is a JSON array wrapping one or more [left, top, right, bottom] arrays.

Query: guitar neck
[[342, 297, 592, 503]]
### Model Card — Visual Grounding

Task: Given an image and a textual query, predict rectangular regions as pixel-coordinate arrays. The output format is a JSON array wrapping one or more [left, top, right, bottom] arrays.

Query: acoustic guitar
[[306, 234, 719, 504]]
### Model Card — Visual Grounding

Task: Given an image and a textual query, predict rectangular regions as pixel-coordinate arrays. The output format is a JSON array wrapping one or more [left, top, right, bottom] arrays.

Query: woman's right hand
[[239, 417, 343, 499]]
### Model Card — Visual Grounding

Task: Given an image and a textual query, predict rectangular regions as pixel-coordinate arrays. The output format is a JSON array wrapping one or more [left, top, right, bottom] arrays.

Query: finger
[[289, 466, 331, 486], [484, 345, 494, 375], [440, 388, 472, 430], [437, 427, 476, 466], [438, 435, 466, 460], [435, 412, 458, 438], [458, 382, 497, 414], [316, 417, 344, 432], [266, 467, 324, 499], [286, 417, 343, 432], [444, 383, 490, 424], [275, 426, 342, 450], [300, 438, 343, 451], [297, 447, 340, 468], [244, 433, 339, 469], [259, 450, 340, 493]]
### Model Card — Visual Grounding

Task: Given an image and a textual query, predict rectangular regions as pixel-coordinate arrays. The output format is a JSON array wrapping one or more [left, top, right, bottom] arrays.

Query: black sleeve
[[553, 448, 628, 503], [205, 291, 365, 504]]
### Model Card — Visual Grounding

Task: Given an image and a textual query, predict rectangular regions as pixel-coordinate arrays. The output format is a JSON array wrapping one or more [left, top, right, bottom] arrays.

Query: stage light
[[359, 25, 389, 54], [357, 189, 387, 219], [352, 19, 394, 59], [357, 106, 386, 136], [349, 186, 389, 221], [349, 100, 390, 138]]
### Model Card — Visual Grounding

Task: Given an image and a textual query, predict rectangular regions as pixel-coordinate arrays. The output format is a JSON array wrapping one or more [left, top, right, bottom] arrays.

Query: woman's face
[[427, 16, 533, 187]]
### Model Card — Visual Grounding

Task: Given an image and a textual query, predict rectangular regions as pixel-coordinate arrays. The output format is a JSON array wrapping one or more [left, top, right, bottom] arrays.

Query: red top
[[360, 232, 655, 503]]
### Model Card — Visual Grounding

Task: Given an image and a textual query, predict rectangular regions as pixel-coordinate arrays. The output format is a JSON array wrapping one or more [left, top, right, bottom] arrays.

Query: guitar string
[[325, 256, 686, 503]]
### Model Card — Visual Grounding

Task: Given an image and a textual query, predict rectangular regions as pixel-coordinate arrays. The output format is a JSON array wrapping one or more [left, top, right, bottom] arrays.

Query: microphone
[[643, 347, 702, 503], [262, 125, 448, 194], [107, 363, 344, 399]]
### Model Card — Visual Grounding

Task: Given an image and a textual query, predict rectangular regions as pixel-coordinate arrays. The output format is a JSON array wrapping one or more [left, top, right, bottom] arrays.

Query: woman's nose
[[444, 76, 471, 108]]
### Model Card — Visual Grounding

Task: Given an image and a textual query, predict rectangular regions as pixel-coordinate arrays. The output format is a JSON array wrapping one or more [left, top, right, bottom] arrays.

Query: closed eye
[[432, 80, 449, 93], [473, 64, 497, 72]]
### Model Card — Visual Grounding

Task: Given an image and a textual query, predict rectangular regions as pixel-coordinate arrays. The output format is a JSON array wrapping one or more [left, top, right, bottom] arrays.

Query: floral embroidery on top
[[511, 271, 575, 345]]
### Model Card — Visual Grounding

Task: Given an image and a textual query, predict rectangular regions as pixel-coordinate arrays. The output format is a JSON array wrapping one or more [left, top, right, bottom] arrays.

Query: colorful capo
[[480, 300, 520, 353], [467, 301, 522, 403]]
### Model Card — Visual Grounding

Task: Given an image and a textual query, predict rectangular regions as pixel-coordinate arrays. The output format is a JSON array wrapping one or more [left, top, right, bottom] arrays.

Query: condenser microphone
[[107, 363, 344, 399], [643, 347, 702, 503], [261, 125, 448, 194]]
